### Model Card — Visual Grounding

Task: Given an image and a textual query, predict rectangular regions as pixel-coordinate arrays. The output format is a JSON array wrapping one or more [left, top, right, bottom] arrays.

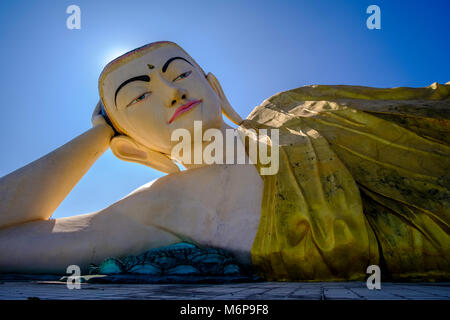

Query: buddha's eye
[[173, 70, 192, 82], [128, 92, 151, 107]]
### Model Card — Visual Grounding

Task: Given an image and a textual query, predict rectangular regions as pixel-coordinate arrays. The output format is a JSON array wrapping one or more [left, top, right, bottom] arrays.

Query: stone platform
[[0, 278, 449, 300]]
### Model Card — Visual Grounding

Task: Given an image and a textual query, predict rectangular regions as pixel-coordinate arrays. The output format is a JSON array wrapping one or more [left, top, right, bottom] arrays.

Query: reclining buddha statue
[[0, 41, 448, 281]]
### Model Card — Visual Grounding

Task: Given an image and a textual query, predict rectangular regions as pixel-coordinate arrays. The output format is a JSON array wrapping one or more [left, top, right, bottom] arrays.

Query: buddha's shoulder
[[256, 82, 449, 106], [122, 164, 262, 201], [245, 82, 450, 125]]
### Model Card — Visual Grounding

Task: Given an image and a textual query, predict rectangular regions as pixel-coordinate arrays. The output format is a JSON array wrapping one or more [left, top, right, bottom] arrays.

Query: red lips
[[169, 99, 202, 124]]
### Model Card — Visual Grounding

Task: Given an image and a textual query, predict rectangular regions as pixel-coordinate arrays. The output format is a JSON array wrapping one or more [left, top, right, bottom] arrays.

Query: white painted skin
[[0, 44, 263, 274]]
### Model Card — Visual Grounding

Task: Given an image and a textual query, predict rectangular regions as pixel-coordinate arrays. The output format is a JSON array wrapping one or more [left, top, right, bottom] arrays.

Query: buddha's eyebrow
[[114, 75, 150, 106], [162, 57, 193, 73]]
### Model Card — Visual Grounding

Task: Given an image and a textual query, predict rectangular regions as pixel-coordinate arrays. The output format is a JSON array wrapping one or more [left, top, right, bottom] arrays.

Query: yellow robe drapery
[[242, 82, 450, 281]]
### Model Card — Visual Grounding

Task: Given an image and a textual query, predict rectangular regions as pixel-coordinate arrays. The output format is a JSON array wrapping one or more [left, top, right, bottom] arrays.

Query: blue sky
[[0, 0, 449, 219]]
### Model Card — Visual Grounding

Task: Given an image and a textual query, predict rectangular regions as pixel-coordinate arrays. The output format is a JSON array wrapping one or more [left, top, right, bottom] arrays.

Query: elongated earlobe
[[206, 73, 243, 126], [110, 136, 180, 174], [221, 102, 244, 126]]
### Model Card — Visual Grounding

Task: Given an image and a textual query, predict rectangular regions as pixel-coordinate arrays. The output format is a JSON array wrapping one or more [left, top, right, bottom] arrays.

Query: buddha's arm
[[0, 163, 261, 274], [0, 208, 181, 274], [0, 124, 114, 229]]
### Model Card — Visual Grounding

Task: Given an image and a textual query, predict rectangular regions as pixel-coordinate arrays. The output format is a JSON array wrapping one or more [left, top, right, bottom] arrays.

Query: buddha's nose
[[169, 87, 188, 107]]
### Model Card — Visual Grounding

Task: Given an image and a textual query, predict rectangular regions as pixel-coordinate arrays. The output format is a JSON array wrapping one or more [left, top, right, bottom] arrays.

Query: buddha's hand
[[91, 100, 114, 136], [91, 100, 106, 127]]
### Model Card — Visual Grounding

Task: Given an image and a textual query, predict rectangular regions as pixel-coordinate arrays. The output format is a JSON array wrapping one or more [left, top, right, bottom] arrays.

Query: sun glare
[[102, 48, 131, 67]]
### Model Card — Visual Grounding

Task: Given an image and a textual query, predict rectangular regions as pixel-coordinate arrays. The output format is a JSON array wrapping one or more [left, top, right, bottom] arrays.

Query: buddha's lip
[[169, 99, 202, 124]]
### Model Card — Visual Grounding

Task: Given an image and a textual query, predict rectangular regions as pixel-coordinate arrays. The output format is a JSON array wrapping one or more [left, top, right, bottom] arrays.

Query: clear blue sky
[[0, 0, 448, 219]]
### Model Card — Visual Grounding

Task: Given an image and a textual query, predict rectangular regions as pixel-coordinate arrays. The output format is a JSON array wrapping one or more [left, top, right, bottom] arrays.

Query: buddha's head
[[99, 41, 242, 173]]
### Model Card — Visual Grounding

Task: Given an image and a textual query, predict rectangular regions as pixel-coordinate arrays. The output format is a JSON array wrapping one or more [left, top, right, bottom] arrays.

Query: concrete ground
[[0, 280, 449, 300]]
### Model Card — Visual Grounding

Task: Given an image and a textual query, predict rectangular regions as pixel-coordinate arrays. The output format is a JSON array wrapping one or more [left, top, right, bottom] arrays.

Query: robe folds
[[242, 82, 450, 281]]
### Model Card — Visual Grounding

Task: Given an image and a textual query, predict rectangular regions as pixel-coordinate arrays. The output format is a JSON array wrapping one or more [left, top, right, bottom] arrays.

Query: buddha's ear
[[110, 135, 180, 174], [206, 72, 243, 125]]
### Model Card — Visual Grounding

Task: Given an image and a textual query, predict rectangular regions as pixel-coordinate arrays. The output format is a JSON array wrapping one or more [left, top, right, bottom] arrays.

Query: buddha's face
[[99, 43, 223, 155]]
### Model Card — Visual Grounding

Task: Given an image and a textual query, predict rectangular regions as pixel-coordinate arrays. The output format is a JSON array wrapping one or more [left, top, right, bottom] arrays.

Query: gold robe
[[242, 82, 450, 281]]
